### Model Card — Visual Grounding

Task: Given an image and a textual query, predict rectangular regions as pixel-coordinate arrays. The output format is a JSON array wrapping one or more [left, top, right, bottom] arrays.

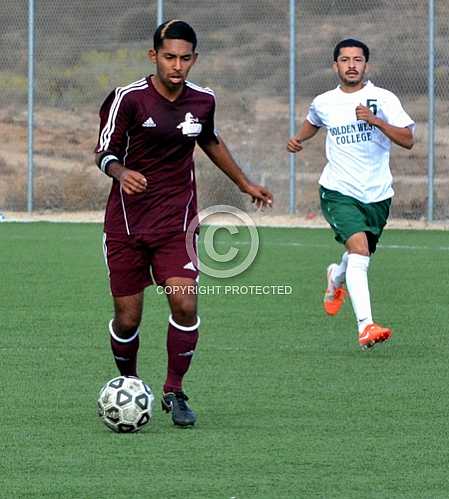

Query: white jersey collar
[[337, 80, 373, 95]]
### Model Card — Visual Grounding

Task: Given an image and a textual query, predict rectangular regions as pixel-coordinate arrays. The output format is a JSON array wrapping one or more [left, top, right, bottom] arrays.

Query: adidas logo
[[142, 116, 156, 128]]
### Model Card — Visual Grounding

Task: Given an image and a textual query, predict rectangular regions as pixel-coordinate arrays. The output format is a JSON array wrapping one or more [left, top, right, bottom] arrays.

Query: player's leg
[[330, 251, 349, 288], [344, 231, 373, 331], [102, 233, 151, 376], [345, 232, 391, 349], [109, 292, 144, 377], [164, 277, 199, 391], [324, 251, 348, 315], [160, 277, 199, 426], [320, 187, 391, 348], [150, 232, 200, 426], [321, 187, 351, 315]]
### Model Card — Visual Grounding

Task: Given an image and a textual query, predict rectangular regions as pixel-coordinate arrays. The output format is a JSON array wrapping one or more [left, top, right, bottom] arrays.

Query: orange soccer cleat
[[358, 323, 392, 350], [323, 264, 346, 316]]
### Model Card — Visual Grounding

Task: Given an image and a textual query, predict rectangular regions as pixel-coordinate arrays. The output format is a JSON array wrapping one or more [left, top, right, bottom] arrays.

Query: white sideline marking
[[199, 240, 449, 252], [378, 243, 449, 251]]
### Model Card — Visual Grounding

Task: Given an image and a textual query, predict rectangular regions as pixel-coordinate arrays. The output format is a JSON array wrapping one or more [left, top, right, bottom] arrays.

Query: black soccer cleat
[[161, 391, 197, 427]]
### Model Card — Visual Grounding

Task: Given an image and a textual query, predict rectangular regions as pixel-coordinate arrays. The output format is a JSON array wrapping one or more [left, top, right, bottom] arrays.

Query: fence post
[[27, 0, 35, 213], [157, 0, 164, 26], [289, 0, 297, 214], [427, 0, 435, 222]]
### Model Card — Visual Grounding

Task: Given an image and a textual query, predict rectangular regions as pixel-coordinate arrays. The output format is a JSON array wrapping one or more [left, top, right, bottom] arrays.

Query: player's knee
[[349, 248, 370, 257], [113, 314, 141, 338], [170, 299, 197, 326]]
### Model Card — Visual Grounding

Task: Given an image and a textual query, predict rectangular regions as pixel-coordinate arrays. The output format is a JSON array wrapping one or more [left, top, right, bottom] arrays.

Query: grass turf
[[1, 222, 449, 498]]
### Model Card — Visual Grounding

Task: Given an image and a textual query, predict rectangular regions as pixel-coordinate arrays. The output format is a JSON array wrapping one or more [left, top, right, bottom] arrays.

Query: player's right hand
[[286, 136, 303, 153], [119, 169, 148, 195]]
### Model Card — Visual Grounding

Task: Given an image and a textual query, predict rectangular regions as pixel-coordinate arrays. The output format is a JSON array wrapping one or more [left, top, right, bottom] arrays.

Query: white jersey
[[306, 80, 415, 203]]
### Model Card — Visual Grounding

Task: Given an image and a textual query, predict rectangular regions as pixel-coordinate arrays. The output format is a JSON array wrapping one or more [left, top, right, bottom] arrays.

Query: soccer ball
[[97, 376, 155, 433]]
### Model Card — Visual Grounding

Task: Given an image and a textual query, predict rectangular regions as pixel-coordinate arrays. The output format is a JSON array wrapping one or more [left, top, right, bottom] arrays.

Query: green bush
[[36, 48, 151, 106], [0, 72, 27, 104]]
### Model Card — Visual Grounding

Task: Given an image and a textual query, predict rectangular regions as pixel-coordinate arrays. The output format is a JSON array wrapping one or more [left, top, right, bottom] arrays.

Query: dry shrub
[[2, 164, 109, 211], [0, 154, 19, 176], [61, 166, 109, 210], [2, 170, 27, 210], [34, 174, 65, 209], [195, 153, 247, 212], [0, 154, 27, 209]]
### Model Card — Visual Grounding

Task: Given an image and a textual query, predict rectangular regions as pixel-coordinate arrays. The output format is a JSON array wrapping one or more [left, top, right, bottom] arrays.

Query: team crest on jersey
[[177, 113, 202, 137]]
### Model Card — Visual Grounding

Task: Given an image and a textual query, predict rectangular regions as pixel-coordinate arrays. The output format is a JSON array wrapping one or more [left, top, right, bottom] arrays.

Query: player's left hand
[[244, 183, 273, 209], [355, 104, 378, 125]]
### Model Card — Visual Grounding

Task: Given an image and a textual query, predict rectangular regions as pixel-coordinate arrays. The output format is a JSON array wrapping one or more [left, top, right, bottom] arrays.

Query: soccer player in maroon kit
[[95, 20, 273, 427]]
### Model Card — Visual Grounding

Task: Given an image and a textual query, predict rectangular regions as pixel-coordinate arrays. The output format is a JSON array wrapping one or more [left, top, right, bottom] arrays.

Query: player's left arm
[[356, 104, 414, 150], [199, 136, 273, 209]]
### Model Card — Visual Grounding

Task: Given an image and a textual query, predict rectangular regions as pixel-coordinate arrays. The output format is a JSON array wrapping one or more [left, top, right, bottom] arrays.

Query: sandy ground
[[1, 210, 448, 231]]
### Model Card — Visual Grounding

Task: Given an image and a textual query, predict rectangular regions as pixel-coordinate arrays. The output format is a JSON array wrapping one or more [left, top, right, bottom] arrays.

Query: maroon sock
[[109, 320, 139, 377], [163, 316, 199, 394]]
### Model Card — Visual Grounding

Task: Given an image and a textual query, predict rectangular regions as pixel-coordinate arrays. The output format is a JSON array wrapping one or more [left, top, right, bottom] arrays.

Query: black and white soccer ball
[[97, 376, 155, 433]]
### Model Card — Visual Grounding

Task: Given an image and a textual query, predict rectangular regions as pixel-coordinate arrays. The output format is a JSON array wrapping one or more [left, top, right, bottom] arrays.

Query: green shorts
[[319, 186, 391, 253]]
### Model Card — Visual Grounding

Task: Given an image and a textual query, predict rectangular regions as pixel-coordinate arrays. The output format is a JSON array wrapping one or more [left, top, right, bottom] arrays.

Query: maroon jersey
[[96, 76, 218, 236]]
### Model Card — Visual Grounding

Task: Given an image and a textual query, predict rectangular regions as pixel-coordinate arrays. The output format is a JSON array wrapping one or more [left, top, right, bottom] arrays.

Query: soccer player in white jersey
[[287, 39, 415, 349]]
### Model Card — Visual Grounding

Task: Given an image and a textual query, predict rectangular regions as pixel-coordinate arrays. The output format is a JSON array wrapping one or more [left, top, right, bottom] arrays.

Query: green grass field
[[1, 222, 449, 499]]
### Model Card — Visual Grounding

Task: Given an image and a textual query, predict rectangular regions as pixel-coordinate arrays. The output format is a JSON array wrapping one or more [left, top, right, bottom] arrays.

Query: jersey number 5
[[367, 99, 378, 115]]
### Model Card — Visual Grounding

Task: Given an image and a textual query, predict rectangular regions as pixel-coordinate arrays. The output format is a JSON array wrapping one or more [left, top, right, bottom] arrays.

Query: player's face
[[149, 39, 198, 92], [333, 47, 368, 87]]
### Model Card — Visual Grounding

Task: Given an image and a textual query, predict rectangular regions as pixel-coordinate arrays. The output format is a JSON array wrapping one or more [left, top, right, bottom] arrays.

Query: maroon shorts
[[102, 232, 199, 297]]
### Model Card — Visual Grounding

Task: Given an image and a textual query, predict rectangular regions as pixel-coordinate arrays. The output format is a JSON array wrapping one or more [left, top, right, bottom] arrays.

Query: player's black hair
[[333, 39, 370, 62], [154, 20, 197, 51]]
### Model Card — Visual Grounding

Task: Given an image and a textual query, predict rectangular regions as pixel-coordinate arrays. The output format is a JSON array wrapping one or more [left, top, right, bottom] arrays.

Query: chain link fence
[[0, 1, 447, 219], [0, 1, 28, 209], [435, 0, 449, 219]]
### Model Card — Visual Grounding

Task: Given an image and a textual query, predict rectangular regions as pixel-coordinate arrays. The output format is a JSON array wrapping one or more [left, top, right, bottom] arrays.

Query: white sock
[[345, 253, 373, 333], [331, 251, 349, 288]]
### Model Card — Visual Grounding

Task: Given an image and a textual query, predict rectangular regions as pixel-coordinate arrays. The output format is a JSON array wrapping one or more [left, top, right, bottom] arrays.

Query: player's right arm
[[94, 155, 147, 195], [287, 120, 320, 153], [94, 87, 147, 195]]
